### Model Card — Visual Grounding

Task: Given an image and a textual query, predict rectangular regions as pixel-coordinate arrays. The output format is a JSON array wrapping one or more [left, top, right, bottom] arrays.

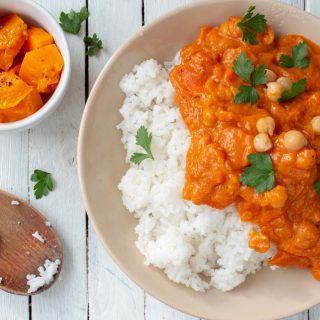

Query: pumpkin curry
[[170, 6, 320, 281], [0, 14, 63, 122]]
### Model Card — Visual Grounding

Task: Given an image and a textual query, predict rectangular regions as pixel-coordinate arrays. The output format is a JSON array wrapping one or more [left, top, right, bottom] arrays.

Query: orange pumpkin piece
[[0, 14, 28, 71], [0, 88, 43, 123], [24, 27, 54, 51], [19, 44, 64, 93], [0, 72, 32, 109]]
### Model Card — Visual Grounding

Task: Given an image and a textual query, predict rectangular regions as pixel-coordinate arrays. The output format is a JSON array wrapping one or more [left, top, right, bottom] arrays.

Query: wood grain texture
[[0, 190, 62, 295], [87, 1, 144, 320], [0, 133, 29, 318], [28, 0, 87, 319]]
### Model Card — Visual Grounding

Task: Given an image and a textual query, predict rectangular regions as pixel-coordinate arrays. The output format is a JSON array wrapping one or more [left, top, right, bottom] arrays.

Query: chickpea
[[202, 107, 216, 127], [265, 82, 283, 102], [276, 77, 293, 91], [283, 130, 307, 151], [265, 69, 277, 83], [311, 116, 320, 134], [254, 133, 273, 152], [256, 116, 275, 135]]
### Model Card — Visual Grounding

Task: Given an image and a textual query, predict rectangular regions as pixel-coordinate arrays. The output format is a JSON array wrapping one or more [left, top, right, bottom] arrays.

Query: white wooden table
[[0, 0, 319, 319]]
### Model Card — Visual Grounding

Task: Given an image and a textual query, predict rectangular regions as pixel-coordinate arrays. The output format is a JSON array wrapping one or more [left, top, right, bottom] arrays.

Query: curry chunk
[[170, 13, 320, 280]]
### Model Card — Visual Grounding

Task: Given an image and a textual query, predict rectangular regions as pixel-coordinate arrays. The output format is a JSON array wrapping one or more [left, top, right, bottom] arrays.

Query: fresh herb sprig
[[280, 42, 310, 69], [84, 33, 103, 56], [130, 126, 154, 165], [237, 6, 267, 45], [31, 170, 54, 199], [315, 180, 320, 195], [233, 52, 267, 105], [59, 7, 89, 34], [278, 78, 307, 102], [240, 153, 275, 193]]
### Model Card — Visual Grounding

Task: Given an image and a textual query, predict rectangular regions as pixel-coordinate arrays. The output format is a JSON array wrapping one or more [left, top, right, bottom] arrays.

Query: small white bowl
[[0, 0, 71, 132]]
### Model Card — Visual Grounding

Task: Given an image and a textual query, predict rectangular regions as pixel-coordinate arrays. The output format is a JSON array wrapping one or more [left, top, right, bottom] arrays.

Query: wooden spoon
[[0, 190, 63, 296]]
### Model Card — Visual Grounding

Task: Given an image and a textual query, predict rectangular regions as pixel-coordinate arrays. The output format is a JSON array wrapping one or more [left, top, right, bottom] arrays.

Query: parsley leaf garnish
[[235, 85, 259, 105], [59, 7, 89, 34], [280, 42, 310, 69], [84, 33, 103, 56], [233, 52, 267, 105], [278, 78, 307, 102], [233, 51, 254, 83], [31, 170, 54, 199], [240, 153, 275, 193], [315, 180, 320, 195], [130, 126, 154, 165], [237, 6, 267, 45]]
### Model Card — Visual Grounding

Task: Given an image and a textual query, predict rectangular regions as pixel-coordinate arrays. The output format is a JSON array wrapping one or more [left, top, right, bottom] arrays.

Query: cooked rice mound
[[118, 59, 273, 292]]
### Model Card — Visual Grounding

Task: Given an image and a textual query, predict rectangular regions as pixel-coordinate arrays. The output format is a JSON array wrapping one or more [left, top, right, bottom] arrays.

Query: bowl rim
[[0, 0, 71, 132], [78, 0, 320, 319]]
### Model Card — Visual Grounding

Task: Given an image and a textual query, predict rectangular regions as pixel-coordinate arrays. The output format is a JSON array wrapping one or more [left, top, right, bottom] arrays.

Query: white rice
[[118, 58, 273, 292], [26, 259, 60, 293]]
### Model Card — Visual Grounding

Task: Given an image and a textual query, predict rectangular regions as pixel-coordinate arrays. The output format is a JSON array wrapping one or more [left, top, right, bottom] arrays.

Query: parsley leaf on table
[[280, 42, 310, 69], [233, 52, 267, 105], [237, 6, 267, 45], [59, 7, 89, 34], [130, 126, 154, 165], [278, 78, 307, 102], [240, 153, 275, 193], [31, 170, 54, 199], [315, 180, 320, 195], [84, 33, 103, 56]]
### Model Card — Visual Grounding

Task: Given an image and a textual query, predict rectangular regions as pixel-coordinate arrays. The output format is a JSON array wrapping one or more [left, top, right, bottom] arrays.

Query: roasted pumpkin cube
[[0, 14, 28, 71], [0, 88, 43, 123], [24, 27, 54, 51], [0, 71, 32, 109], [19, 44, 64, 93]]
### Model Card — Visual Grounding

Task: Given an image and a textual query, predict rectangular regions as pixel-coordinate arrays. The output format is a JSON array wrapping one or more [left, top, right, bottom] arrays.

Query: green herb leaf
[[315, 180, 320, 195], [240, 153, 275, 193], [278, 78, 307, 102], [252, 64, 267, 86], [130, 126, 154, 165], [59, 7, 89, 34], [237, 6, 267, 45], [233, 53, 266, 105], [235, 85, 259, 105], [280, 42, 310, 69], [233, 52, 254, 83], [280, 55, 294, 68], [31, 170, 54, 199], [84, 33, 103, 56]]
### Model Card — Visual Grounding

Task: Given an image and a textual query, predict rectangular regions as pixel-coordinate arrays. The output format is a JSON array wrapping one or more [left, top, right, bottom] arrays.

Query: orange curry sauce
[[170, 16, 320, 280]]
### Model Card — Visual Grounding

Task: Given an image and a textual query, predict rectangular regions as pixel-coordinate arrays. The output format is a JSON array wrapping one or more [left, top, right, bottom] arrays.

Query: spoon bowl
[[0, 190, 63, 295]]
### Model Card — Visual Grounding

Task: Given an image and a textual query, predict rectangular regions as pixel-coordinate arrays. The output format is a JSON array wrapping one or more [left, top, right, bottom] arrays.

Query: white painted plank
[[144, 0, 199, 319], [279, 0, 305, 7], [282, 313, 309, 320], [144, 0, 193, 24], [29, 1, 87, 319], [87, 1, 145, 320], [0, 133, 29, 319], [305, 0, 320, 316]]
